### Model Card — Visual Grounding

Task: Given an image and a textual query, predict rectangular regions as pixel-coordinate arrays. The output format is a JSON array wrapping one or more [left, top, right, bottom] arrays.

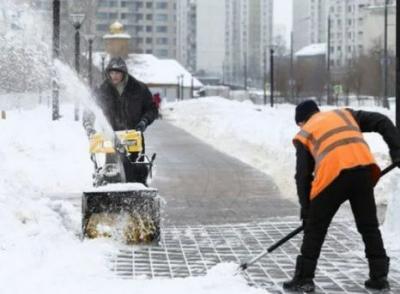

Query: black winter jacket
[[295, 109, 400, 209], [90, 75, 157, 131]]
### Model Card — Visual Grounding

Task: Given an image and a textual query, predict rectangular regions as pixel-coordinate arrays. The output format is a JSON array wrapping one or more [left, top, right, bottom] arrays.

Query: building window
[[146, 26, 152, 32], [109, 13, 118, 19], [96, 12, 108, 19], [121, 13, 134, 19], [146, 37, 153, 44], [155, 49, 169, 57], [156, 37, 168, 45], [109, 1, 118, 7], [136, 26, 143, 33], [146, 2, 153, 8], [146, 14, 153, 20], [146, 49, 153, 54], [156, 26, 167, 33], [96, 24, 108, 31], [98, 0, 107, 7], [155, 14, 168, 21], [156, 2, 168, 9]]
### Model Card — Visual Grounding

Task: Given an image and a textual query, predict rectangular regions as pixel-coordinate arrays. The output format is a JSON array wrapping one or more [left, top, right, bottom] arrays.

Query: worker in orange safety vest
[[283, 100, 400, 293]]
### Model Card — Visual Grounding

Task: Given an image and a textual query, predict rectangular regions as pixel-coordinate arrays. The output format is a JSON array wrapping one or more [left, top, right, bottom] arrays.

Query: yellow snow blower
[[82, 130, 160, 245]]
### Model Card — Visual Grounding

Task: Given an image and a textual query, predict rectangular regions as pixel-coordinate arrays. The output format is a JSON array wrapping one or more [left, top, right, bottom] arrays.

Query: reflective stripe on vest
[[293, 109, 379, 199]]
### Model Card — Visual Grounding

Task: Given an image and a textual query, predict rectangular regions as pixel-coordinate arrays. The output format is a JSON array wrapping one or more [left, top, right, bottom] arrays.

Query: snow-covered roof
[[93, 52, 203, 88], [103, 33, 131, 40], [295, 43, 327, 57]]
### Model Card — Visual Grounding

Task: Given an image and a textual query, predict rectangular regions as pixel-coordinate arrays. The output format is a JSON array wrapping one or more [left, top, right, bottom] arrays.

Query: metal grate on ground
[[107, 218, 400, 293]]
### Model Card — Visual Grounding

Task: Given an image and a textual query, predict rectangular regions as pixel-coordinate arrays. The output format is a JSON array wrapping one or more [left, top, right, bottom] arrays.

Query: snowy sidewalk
[[146, 119, 297, 225], [110, 217, 400, 293]]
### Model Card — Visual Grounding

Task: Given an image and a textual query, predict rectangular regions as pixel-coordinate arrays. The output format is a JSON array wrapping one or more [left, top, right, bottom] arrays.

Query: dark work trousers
[[301, 167, 387, 262]]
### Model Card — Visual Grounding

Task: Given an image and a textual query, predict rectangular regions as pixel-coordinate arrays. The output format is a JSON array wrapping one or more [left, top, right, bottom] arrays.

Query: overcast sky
[[273, 0, 293, 45]]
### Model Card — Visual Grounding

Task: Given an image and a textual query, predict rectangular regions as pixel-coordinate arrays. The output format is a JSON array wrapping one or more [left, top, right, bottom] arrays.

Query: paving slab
[[108, 217, 400, 293]]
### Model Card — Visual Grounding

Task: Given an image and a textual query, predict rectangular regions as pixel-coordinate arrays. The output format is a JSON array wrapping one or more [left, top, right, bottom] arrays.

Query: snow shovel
[[238, 163, 397, 272]]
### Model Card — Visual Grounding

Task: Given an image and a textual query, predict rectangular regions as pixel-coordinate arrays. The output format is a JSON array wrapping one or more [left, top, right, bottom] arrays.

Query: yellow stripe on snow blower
[[89, 130, 143, 154]]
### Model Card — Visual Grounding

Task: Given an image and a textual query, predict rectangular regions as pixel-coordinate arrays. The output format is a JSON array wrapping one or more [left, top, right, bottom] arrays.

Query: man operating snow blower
[[283, 100, 400, 292], [84, 56, 158, 185], [81, 57, 159, 244]]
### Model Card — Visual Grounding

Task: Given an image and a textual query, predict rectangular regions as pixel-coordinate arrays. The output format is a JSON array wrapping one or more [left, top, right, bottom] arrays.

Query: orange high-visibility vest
[[293, 109, 380, 200]]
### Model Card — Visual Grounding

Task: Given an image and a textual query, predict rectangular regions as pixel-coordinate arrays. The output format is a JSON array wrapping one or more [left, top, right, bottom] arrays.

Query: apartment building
[[95, 0, 177, 58], [196, 0, 226, 76], [225, 0, 273, 87], [362, 2, 396, 53], [293, 0, 327, 52], [293, 0, 396, 69], [176, 0, 196, 72]]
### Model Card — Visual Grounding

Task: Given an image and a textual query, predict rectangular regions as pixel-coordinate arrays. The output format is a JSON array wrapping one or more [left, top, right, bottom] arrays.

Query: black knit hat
[[295, 100, 320, 124], [106, 57, 128, 74]]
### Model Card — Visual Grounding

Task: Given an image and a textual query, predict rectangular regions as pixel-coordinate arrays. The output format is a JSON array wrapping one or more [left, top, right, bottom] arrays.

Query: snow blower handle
[[238, 163, 396, 273]]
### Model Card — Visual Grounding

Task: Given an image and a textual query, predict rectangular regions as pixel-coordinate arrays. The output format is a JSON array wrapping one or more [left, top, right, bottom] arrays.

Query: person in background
[[152, 92, 162, 119], [283, 100, 400, 292]]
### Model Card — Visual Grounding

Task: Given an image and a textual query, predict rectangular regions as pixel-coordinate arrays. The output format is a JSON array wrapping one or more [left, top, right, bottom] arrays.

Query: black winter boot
[[365, 257, 390, 291], [283, 256, 317, 293]]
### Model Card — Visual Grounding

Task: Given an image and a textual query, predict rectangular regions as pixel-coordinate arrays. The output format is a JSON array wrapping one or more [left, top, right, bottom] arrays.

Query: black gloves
[[135, 120, 147, 132], [390, 149, 400, 167], [86, 127, 96, 138]]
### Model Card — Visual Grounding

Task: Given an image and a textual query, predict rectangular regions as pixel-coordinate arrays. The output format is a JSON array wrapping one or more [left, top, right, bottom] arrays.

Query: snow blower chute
[[82, 130, 160, 244]]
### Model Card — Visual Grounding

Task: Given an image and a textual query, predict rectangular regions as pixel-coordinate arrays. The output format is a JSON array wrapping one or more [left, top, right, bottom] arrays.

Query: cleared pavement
[[146, 119, 298, 225]]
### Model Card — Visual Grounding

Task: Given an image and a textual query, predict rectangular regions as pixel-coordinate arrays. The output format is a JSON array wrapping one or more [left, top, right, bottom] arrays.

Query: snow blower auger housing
[[82, 130, 160, 245]]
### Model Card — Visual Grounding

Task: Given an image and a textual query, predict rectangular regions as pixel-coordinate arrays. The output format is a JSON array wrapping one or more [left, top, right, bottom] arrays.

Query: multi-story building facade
[[224, 0, 273, 87], [196, 0, 226, 76], [293, 0, 396, 69], [176, 0, 196, 72], [362, 2, 396, 53], [293, 0, 327, 52], [95, 0, 177, 58]]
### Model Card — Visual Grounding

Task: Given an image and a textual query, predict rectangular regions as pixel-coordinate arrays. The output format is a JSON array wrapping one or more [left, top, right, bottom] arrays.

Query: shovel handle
[[381, 163, 397, 177]]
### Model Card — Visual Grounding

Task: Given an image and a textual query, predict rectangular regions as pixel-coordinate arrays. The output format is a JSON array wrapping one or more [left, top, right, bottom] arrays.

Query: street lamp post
[[383, 0, 390, 109], [263, 47, 267, 105], [270, 48, 275, 108], [327, 15, 332, 105], [180, 74, 185, 100], [289, 31, 294, 103], [100, 53, 106, 77], [52, 0, 60, 120], [244, 52, 248, 90], [396, 0, 400, 127], [86, 34, 95, 89], [177, 76, 180, 100], [70, 13, 85, 121]]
